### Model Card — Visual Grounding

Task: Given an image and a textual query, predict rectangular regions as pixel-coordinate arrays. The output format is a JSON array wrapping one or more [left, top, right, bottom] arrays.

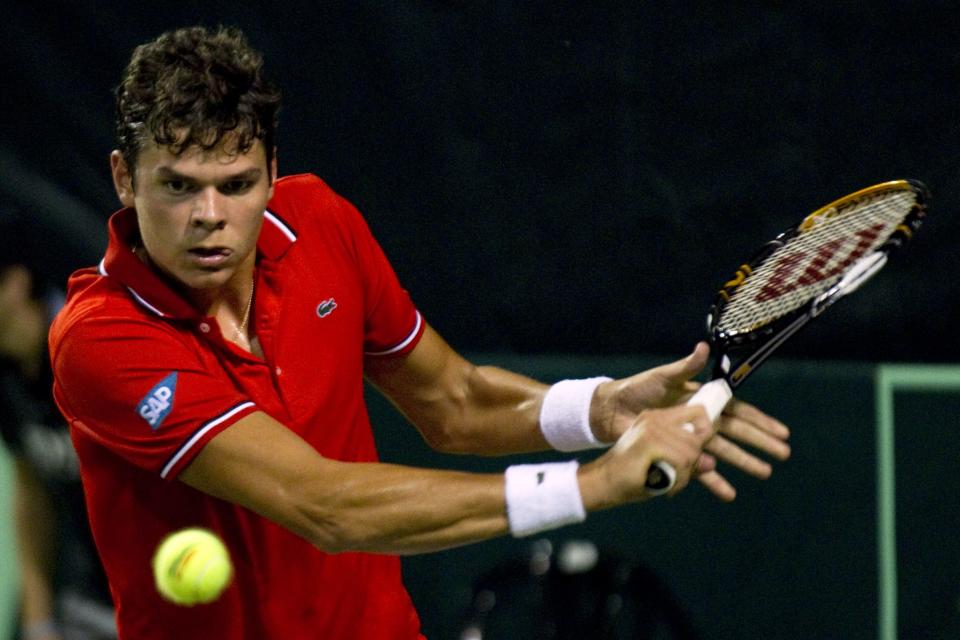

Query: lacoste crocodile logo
[[316, 298, 338, 318]]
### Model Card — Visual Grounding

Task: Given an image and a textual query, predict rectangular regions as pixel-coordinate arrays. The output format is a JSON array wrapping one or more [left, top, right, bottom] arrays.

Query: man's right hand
[[578, 405, 714, 511]]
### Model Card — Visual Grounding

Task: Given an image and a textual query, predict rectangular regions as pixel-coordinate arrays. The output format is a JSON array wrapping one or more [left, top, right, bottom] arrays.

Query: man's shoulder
[[59, 265, 140, 314], [271, 173, 339, 209], [49, 267, 164, 356], [269, 173, 366, 238]]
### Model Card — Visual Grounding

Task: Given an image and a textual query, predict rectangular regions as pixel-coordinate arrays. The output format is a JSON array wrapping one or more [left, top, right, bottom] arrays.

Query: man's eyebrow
[[221, 168, 263, 181], [154, 166, 189, 180], [153, 166, 263, 181]]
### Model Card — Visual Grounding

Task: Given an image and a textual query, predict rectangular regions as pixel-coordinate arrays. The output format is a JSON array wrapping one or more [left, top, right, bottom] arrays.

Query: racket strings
[[717, 189, 918, 335]]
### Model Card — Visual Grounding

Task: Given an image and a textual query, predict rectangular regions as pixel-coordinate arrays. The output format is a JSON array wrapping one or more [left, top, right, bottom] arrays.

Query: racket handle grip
[[645, 379, 734, 495], [688, 378, 734, 422], [645, 460, 677, 494]]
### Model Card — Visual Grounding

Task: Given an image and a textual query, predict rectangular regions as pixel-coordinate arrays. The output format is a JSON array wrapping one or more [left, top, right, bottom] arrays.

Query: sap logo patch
[[316, 298, 338, 318], [137, 372, 177, 430]]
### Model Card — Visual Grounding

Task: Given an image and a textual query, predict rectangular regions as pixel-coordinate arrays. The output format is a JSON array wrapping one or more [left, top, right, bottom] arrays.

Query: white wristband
[[539, 377, 613, 451], [504, 461, 586, 537]]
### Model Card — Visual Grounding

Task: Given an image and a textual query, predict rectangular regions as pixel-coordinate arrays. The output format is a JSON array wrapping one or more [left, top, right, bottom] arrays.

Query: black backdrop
[[1, 2, 957, 362]]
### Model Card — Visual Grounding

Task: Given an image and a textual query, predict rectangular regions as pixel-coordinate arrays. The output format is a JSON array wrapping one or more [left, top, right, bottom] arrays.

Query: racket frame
[[644, 179, 929, 495], [708, 179, 928, 391]]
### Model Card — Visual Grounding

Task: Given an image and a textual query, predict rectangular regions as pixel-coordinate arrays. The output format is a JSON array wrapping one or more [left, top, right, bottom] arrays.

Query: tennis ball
[[152, 527, 232, 606]]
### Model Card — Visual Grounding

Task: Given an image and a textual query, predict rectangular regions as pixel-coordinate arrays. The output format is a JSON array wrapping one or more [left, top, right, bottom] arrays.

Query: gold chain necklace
[[232, 277, 255, 344]]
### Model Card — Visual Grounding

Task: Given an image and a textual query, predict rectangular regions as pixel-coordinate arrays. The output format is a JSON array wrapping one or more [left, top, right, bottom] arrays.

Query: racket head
[[706, 179, 929, 387]]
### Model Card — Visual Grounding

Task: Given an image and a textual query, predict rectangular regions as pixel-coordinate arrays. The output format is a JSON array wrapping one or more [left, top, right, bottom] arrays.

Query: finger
[[637, 435, 703, 498], [650, 342, 710, 384], [704, 434, 774, 479], [680, 408, 717, 444], [636, 403, 711, 433], [716, 412, 792, 461], [665, 457, 700, 497], [697, 470, 737, 502], [696, 452, 717, 475], [724, 399, 791, 440], [667, 426, 714, 496]]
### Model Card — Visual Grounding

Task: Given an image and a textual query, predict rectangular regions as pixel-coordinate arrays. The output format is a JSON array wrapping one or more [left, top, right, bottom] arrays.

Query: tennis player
[[49, 26, 790, 639]]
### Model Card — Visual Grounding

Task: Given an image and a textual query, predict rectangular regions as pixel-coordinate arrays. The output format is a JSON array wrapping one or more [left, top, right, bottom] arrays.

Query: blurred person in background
[[0, 212, 116, 640]]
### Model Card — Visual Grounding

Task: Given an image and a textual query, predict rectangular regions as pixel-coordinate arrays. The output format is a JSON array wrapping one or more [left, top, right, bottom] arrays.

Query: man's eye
[[222, 180, 252, 194], [164, 180, 191, 194]]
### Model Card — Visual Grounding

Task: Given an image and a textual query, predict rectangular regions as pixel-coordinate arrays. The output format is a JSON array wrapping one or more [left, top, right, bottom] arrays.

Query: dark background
[[1, 1, 956, 362]]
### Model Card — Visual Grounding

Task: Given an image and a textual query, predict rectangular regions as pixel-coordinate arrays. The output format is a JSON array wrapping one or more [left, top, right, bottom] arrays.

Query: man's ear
[[267, 149, 278, 199], [110, 150, 136, 207]]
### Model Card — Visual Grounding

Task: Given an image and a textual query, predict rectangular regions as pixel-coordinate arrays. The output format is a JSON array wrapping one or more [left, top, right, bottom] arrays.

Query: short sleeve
[[330, 194, 425, 357], [52, 314, 258, 479], [263, 174, 426, 357]]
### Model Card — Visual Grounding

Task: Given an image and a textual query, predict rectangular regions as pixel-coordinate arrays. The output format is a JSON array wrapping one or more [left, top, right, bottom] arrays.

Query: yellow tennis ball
[[152, 528, 232, 606]]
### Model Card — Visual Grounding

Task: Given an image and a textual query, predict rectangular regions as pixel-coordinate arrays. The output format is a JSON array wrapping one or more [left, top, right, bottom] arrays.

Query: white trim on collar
[[265, 210, 297, 242], [99, 256, 167, 317], [126, 287, 170, 317]]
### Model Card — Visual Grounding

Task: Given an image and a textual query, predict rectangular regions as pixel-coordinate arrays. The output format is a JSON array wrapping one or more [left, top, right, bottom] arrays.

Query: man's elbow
[[295, 512, 358, 555], [417, 420, 478, 454], [269, 488, 359, 554]]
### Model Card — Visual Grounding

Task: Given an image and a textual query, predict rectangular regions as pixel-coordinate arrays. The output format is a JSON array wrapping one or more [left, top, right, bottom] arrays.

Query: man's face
[[111, 139, 275, 293]]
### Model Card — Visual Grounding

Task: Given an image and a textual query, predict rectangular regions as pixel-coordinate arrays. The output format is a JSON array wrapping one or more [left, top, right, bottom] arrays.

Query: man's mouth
[[187, 246, 232, 266], [189, 247, 231, 257]]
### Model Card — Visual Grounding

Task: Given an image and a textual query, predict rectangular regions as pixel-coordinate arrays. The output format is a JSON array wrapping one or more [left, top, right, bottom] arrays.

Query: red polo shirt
[[50, 174, 426, 639]]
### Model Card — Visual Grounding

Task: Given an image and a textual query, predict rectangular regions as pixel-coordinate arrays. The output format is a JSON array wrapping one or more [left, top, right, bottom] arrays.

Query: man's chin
[[170, 267, 236, 293]]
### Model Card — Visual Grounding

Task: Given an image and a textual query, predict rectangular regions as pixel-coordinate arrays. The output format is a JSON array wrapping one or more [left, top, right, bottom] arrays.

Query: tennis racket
[[645, 179, 929, 495]]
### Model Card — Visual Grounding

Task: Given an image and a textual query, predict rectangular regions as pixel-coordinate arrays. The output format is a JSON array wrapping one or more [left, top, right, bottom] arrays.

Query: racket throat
[[718, 312, 812, 388]]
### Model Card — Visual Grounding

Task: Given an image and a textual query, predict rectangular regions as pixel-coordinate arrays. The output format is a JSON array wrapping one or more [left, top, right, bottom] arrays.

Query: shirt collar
[[100, 206, 298, 319]]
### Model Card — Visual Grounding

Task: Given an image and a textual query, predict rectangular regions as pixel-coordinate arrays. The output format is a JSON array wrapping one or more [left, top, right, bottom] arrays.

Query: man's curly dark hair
[[115, 25, 281, 183]]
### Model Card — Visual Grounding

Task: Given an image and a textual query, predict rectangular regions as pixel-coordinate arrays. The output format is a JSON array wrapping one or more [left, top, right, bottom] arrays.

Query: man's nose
[[190, 187, 227, 229]]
